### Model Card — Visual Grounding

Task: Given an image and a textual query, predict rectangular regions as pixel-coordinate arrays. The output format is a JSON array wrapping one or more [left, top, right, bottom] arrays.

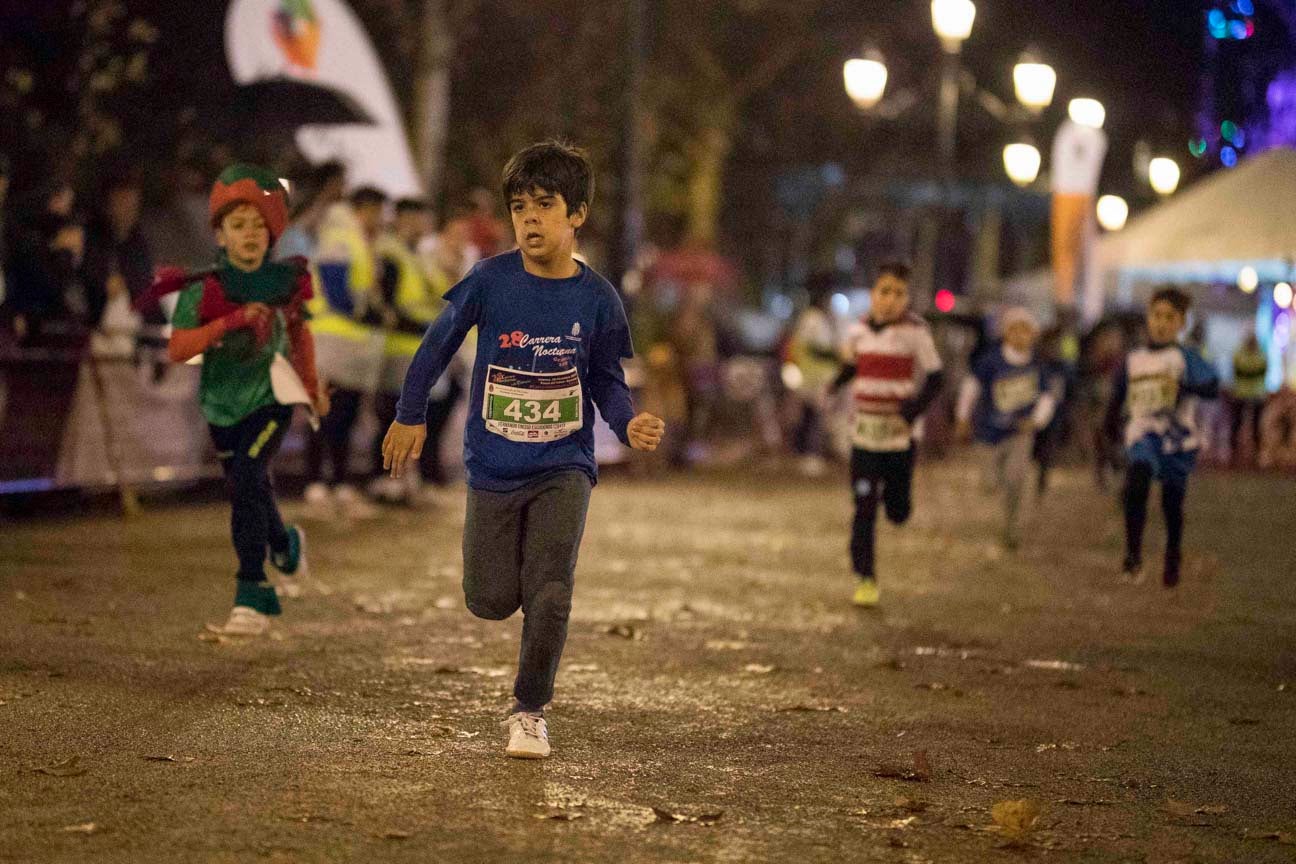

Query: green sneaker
[[269, 525, 307, 599]]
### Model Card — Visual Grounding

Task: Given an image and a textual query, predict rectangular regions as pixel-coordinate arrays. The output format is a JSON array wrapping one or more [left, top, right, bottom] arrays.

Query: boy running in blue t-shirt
[[382, 141, 665, 759], [956, 307, 1058, 551], [1104, 286, 1219, 587]]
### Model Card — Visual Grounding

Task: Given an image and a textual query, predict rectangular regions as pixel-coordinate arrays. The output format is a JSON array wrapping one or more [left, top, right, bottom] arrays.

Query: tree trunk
[[683, 101, 735, 248], [412, 0, 454, 203]]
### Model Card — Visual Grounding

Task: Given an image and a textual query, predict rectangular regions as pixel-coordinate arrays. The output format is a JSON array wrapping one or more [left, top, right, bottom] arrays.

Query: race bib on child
[[483, 364, 583, 443], [992, 372, 1040, 415], [852, 411, 908, 450], [1127, 375, 1178, 419]]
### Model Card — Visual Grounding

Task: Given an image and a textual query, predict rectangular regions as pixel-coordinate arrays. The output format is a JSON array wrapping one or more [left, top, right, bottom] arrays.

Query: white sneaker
[[334, 484, 379, 520], [206, 605, 270, 637], [366, 475, 408, 505], [302, 482, 336, 521], [501, 712, 550, 759]]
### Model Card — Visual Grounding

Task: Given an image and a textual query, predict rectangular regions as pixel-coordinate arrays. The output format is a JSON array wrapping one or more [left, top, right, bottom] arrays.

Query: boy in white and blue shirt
[[956, 307, 1058, 551], [1104, 286, 1218, 587]]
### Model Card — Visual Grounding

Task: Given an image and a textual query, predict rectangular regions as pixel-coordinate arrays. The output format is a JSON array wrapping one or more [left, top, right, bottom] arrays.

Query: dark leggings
[[372, 377, 463, 483], [850, 448, 915, 579], [306, 388, 363, 486], [1123, 462, 1186, 578], [209, 404, 293, 581]]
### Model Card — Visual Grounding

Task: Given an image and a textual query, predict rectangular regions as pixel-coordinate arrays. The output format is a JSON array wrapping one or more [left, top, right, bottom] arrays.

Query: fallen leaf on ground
[[566, 663, 599, 673], [31, 756, 86, 777], [1196, 804, 1229, 815], [894, 796, 929, 813], [874, 751, 931, 783], [1059, 799, 1116, 807], [382, 830, 411, 840], [775, 704, 846, 713], [1023, 659, 1085, 672], [991, 799, 1043, 837], [60, 823, 98, 834], [1228, 717, 1260, 726], [743, 663, 776, 674], [534, 810, 583, 821], [604, 624, 643, 640], [887, 816, 917, 829], [142, 755, 176, 762], [651, 807, 723, 826]]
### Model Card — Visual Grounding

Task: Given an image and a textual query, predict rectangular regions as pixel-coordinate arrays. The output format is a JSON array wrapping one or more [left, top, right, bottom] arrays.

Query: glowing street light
[[1003, 142, 1041, 187], [1068, 98, 1106, 129], [1013, 51, 1056, 112], [1096, 195, 1129, 232], [1238, 266, 1259, 294], [931, 0, 976, 49], [844, 52, 888, 111], [1275, 281, 1294, 309], [1148, 157, 1181, 196]]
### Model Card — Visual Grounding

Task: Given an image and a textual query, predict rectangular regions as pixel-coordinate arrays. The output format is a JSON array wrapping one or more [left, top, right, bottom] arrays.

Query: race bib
[[483, 364, 583, 443], [992, 373, 1039, 415], [852, 411, 907, 450], [1127, 375, 1178, 418]]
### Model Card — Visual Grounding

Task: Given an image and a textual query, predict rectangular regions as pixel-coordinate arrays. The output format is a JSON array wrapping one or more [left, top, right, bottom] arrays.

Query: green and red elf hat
[[208, 163, 289, 241]]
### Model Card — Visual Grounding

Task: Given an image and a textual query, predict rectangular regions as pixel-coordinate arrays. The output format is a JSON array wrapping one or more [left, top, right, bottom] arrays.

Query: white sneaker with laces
[[206, 605, 270, 637], [501, 712, 550, 759], [334, 484, 379, 520]]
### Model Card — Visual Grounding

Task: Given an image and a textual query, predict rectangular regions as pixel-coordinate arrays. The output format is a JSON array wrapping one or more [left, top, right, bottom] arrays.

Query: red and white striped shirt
[[841, 313, 942, 452]]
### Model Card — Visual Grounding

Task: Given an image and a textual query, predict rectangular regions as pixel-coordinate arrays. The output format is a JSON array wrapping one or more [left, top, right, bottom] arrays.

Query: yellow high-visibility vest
[[308, 214, 378, 343]]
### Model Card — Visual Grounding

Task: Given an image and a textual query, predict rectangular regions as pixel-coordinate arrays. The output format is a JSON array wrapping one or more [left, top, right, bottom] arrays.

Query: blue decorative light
[[1209, 9, 1226, 28], [1221, 146, 1238, 167], [1229, 19, 1249, 40], [1237, 0, 1254, 15]]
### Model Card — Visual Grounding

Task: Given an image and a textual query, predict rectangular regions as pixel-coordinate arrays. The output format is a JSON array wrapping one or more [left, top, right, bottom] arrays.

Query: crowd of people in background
[[1, 149, 1294, 510]]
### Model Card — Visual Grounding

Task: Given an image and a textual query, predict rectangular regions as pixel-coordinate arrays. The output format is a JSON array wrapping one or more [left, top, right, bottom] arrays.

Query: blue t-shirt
[[971, 345, 1049, 445], [395, 251, 636, 492]]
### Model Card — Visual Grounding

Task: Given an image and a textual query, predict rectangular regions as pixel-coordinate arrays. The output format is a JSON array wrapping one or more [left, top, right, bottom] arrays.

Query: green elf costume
[[137, 164, 322, 636]]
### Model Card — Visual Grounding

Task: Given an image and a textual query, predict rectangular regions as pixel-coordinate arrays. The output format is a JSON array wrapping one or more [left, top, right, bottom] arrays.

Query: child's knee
[[465, 594, 518, 621], [523, 578, 573, 622]]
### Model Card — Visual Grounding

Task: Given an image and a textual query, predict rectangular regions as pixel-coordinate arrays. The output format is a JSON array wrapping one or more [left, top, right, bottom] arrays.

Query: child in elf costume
[[138, 164, 328, 635]]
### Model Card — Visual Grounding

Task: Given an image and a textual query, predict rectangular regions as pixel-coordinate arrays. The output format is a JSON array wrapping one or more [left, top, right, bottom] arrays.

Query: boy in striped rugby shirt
[[831, 263, 944, 607]]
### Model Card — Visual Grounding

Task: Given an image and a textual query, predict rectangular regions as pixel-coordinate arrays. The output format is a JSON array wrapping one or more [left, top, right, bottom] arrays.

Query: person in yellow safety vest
[[302, 186, 388, 520], [1230, 332, 1268, 465], [368, 198, 445, 502]]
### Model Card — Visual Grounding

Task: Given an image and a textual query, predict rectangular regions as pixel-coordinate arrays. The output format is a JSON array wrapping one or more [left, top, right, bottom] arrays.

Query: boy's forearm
[[167, 319, 228, 363], [395, 306, 467, 425], [901, 371, 944, 421]]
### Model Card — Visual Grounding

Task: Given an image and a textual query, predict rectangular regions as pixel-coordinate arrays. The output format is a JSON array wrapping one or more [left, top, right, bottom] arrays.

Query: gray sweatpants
[[977, 431, 1034, 548], [462, 470, 592, 713]]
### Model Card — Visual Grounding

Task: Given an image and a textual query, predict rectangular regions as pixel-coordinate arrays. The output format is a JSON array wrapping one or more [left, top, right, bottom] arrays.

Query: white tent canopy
[[1098, 147, 1296, 285]]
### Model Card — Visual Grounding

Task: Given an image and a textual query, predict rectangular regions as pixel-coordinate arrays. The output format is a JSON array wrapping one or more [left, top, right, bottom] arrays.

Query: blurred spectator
[[369, 197, 442, 502], [81, 173, 155, 341], [2, 180, 85, 340], [141, 161, 217, 270], [277, 161, 346, 262], [669, 281, 721, 465], [785, 273, 840, 476], [463, 187, 507, 258], [1230, 332, 1267, 465], [304, 186, 388, 519], [1032, 325, 1074, 495]]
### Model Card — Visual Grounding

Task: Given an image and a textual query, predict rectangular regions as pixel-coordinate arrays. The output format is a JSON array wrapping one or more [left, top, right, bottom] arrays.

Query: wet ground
[[2, 459, 1294, 863]]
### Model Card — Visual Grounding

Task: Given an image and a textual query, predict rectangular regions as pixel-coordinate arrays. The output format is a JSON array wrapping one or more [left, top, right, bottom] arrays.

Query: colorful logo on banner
[[273, 0, 320, 70]]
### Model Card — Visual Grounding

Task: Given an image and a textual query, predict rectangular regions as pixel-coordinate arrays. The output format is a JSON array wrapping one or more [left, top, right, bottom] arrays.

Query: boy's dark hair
[[350, 186, 387, 209], [501, 140, 593, 216], [877, 260, 912, 283], [395, 197, 429, 214], [1150, 284, 1192, 316]]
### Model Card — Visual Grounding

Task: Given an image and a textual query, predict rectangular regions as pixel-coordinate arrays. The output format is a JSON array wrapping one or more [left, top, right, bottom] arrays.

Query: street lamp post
[[931, 0, 975, 185]]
